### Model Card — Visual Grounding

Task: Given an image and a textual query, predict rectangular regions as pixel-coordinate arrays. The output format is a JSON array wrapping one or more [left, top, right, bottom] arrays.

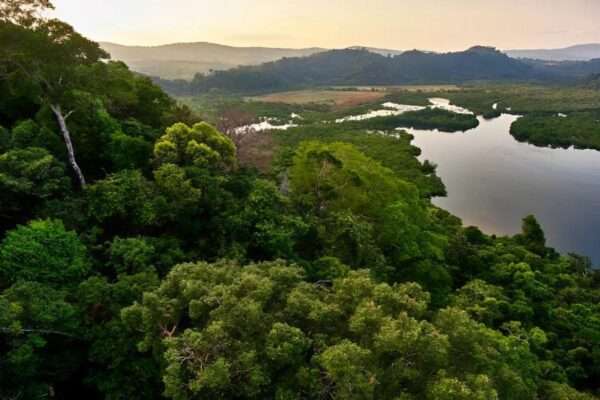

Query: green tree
[[228, 179, 308, 261], [154, 122, 236, 170], [289, 141, 405, 216], [0, 219, 89, 287], [85, 169, 160, 230], [317, 340, 376, 399], [123, 261, 543, 400], [517, 215, 547, 256], [0, 16, 108, 186], [10, 118, 62, 151], [153, 163, 202, 221], [109, 131, 153, 171], [451, 280, 509, 326], [0, 147, 70, 226], [77, 272, 163, 399], [0, 281, 83, 399]]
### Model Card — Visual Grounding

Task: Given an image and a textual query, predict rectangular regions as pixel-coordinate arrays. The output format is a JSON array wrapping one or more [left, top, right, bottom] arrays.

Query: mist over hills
[[100, 41, 326, 79], [506, 44, 600, 61], [100, 42, 410, 80]]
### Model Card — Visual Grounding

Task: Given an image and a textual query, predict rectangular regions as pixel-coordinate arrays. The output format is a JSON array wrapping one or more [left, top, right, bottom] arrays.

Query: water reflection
[[407, 114, 600, 264]]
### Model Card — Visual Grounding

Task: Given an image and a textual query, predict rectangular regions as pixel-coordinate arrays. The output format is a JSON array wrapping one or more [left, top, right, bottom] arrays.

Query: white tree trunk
[[50, 104, 86, 188]]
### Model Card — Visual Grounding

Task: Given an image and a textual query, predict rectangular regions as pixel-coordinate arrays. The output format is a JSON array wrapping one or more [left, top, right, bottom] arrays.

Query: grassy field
[[329, 85, 461, 92], [182, 84, 600, 120], [446, 84, 600, 114], [246, 86, 461, 108], [246, 90, 387, 109], [180, 83, 600, 152]]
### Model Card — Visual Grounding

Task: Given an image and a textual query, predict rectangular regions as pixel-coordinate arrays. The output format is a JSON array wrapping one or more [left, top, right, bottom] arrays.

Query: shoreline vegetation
[[1, 2, 599, 399], [181, 84, 600, 151]]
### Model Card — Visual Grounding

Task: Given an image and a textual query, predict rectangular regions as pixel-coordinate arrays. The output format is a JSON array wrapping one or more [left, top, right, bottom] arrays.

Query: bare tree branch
[[0, 327, 79, 339]]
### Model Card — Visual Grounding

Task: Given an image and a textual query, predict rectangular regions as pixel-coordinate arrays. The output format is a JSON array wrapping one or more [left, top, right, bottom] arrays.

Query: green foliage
[[10, 119, 62, 151], [347, 107, 479, 132], [517, 215, 548, 256], [317, 340, 375, 399], [0, 281, 83, 399], [451, 280, 509, 325], [122, 261, 559, 400], [540, 382, 598, 400], [289, 141, 447, 284], [155, 47, 566, 96], [447, 84, 600, 114], [1, 13, 599, 400], [0, 20, 195, 185], [0, 219, 89, 287], [153, 163, 202, 221], [228, 179, 308, 261], [86, 169, 160, 228], [0, 147, 70, 225], [77, 271, 163, 399], [154, 122, 236, 170], [108, 237, 157, 275], [289, 141, 409, 216], [274, 123, 445, 198], [0, 125, 9, 152], [109, 131, 153, 171], [511, 112, 600, 151]]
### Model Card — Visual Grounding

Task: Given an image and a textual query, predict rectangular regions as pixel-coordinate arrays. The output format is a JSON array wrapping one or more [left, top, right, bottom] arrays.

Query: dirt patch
[[237, 132, 277, 173]]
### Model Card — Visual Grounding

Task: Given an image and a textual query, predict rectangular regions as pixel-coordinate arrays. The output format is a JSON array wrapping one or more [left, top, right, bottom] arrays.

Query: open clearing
[[330, 85, 461, 92], [247, 86, 461, 108], [247, 90, 386, 108]]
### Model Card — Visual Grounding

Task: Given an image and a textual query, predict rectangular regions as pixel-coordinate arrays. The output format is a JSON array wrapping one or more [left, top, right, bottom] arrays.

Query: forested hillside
[[157, 47, 548, 95], [153, 46, 600, 96], [99, 42, 409, 81], [0, 2, 599, 399]]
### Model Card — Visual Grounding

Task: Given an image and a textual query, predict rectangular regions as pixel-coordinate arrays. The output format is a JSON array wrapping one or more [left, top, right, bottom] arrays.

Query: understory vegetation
[[0, 2, 599, 399]]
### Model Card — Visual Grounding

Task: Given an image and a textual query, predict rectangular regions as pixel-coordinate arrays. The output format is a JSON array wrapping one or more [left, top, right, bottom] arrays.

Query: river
[[407, 113, 600, 265]]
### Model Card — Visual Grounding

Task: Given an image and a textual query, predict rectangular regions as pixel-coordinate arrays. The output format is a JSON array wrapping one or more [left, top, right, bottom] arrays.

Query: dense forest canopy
[[0, 2, 599, 399]]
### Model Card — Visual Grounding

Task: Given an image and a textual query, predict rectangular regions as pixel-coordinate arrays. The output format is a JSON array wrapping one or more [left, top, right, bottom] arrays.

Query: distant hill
[[348, 46, 404, 57], [100, 42, 407, 80], [100, 42, 327, 79], [506, 44, 600, 61], [102, 41, 600, 81], [158, 46, 556, 95], [543, 58, 600, 78]]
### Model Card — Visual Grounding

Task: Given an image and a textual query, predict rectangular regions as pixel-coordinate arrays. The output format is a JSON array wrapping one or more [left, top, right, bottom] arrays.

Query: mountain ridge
[[100, 41, 328, 79], [506, 43, 600, 61], [101, 41, 600, 83], [156, 46, 566, 95]]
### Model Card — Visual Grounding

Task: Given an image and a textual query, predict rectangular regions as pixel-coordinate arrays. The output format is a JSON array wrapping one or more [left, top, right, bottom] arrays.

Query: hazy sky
[[52, 0, 600, 50]]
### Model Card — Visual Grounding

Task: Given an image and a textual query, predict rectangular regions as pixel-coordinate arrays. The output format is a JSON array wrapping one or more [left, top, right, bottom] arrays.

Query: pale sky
[[51, 0, 600, 51]]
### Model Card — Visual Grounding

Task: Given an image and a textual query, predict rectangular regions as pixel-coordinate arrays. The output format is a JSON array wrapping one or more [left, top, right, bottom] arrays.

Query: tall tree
[[518, 214, 547, 256], [0, 15, 108, 187]]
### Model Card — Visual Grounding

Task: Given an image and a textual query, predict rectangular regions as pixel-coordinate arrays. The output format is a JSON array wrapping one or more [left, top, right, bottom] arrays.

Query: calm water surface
[[407, 114, 600, 264]]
